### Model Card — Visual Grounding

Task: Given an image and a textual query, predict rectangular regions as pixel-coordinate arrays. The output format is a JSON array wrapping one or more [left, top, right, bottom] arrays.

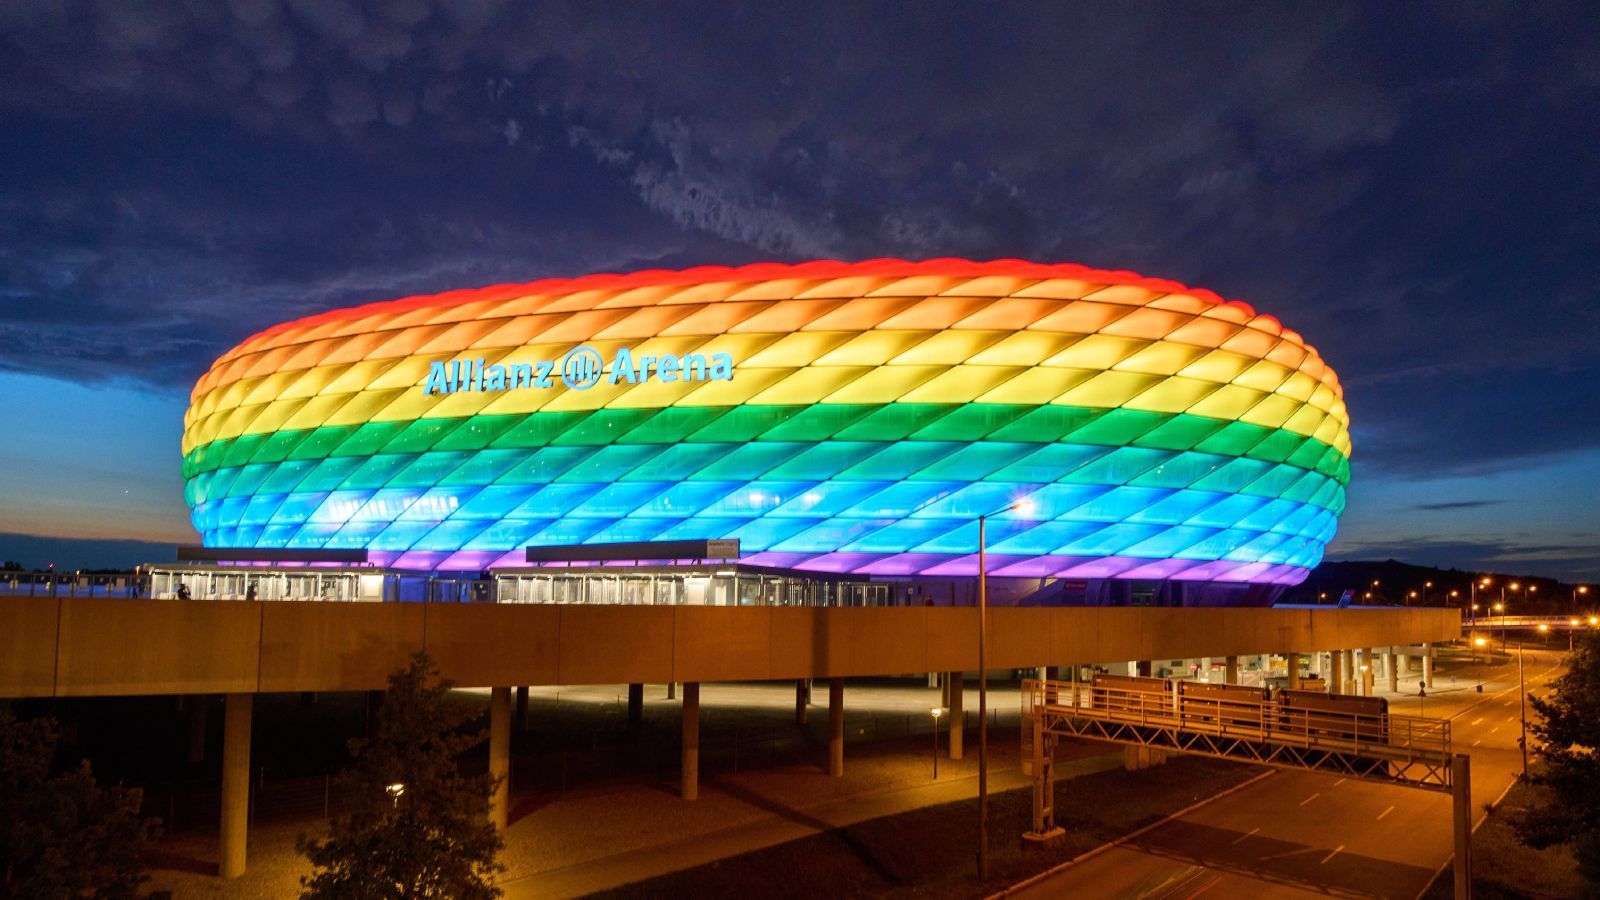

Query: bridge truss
[[1018, 677, 1475, 899]]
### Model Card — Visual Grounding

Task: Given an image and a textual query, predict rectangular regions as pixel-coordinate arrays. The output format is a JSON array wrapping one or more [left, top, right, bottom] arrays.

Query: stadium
[[169, 258, 1350, 607]]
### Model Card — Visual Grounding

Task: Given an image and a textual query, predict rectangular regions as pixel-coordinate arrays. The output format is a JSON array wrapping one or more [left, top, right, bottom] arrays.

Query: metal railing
[[1022, 678, 1453, 790]]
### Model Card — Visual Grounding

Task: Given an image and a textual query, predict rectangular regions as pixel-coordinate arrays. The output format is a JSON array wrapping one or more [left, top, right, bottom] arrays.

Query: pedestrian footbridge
[[1019, 676, 1472, 898]]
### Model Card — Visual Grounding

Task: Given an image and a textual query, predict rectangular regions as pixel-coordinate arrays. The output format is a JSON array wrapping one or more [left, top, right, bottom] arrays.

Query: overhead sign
[[424, 345, 734, 395]]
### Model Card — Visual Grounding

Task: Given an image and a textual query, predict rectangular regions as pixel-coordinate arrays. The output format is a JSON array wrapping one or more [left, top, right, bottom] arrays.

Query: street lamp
[[1495, 600, 1508, 651], [1538, 622, 1551, 648], [976, 496, 1034, 878], [1469, 577, 1492, 627], [1569, 619, 1580, 652], [1576, 585, 1590, 614], [930, 708, 944, 779], [386, 782, 406, 809], [1517, 639, 1529, 776]]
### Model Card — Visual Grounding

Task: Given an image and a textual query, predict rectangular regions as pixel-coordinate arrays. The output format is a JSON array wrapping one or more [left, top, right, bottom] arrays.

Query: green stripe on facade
[[184, 403, 1350, 485]]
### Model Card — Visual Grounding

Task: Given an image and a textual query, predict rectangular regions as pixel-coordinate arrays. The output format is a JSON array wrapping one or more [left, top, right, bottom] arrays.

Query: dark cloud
[[1412, 500, 1505, 512], [0, 2, 1598, 480]]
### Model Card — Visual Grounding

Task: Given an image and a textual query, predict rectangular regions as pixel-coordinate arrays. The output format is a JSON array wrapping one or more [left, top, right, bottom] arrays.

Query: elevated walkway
[[0, 597, 1460, 697]]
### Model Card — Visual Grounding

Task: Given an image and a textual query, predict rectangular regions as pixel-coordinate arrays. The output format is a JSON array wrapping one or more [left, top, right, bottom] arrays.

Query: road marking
[[1334, 778, 1347, 785], [1471, 717, 1484, 725], [1490, 726, 1500, 734], [1260, 847, 1320, 861], [1299, 792, 1320, 807], [1321, 844, 1345, 864], [1472, 739, 1482, 747], [1377, 805, 1394, 820], [1184, 875, 1223, 898], [1231, 826, 1260, 845]]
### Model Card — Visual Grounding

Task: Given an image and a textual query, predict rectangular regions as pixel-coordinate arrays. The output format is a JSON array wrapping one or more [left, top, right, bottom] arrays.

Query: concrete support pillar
[[680, 682, 700, 800], [948, 671, 964, 760], [1452, 754, 1473, 899], [827, 678, 844, 777], [1422, 644, 1434, 687], [1199, 657, 1212, 680], [185, 695, 208, 764], [1345, 650, 1357, 694], [1398, 651, 1411, 682], [515, 686, 529, 732], [794, 679, 808, 726], [1224, 656, 1239, 685], [1329, 650, 1344, 695], [1386, 649, 1399, 693], [627, 683, 644, 725], [489, 687, 510, 830], [667, 681, 676, 700], [219, 693, 252, 879], [1287, 653, 1302, 690]]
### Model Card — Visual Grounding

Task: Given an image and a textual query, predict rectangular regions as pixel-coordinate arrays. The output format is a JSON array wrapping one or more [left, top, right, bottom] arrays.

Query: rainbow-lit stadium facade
[[181, 259, 1350, 598]]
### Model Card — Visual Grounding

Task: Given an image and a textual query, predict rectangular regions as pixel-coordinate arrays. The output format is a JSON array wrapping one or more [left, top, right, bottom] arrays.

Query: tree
[[0, 706, 155, 898], [1513, 630, 1600, 884], [298, 653, 505, 899]]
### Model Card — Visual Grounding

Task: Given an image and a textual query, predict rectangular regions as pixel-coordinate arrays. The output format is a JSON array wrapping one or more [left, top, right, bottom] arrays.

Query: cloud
[[0, 0, 1596, 482], [1412, 500, 1504, 511]]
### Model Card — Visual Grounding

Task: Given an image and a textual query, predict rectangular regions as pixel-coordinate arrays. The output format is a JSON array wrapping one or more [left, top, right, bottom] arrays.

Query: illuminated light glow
[[180, 259, 1351, 584]]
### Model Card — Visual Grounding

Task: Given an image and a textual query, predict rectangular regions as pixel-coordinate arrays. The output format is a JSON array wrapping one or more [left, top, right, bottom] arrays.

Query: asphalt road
[[1011, 646, 1565, 899]]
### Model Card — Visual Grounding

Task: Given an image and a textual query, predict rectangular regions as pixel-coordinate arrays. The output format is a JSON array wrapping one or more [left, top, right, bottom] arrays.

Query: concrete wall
[[0, 597, 1460, 698]]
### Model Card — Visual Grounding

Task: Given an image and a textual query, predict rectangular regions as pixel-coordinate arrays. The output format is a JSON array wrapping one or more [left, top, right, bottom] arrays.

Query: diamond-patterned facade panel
[[182, 259, 1351, 584]]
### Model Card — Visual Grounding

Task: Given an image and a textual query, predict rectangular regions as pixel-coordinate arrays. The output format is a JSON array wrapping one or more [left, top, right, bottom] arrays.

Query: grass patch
[[1423, 778, 1587, 900], [594, 755, 1257, 899]]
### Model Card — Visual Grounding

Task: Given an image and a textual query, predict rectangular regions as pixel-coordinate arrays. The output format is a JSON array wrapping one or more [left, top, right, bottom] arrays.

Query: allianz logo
[[423, 345, 735, 394]]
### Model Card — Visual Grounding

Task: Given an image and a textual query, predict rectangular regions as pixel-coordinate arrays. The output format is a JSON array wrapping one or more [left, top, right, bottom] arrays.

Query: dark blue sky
[[1, 3, 1596, 579]]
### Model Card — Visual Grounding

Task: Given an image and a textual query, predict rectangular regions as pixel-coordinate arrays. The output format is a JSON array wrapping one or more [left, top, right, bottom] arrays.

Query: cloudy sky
[[1, 2, 1596, 579]]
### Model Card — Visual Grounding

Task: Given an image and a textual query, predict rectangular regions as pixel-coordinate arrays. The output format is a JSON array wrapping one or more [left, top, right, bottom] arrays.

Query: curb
[[988, 766, 1277, 898]]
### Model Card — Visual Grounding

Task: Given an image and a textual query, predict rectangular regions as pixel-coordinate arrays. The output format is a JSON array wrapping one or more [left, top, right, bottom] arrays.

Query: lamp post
[[386, 782, 406, 809], [1496, 597, 1509, 652], [976, 497, 1034, 879], [930, 707, 944, 779], [1472, 576, 1492, 627], [1517, 639, 1528, 776], [1568, 619, 1579, 652], [1576, 585, 1590, 616], [1473, 636, 1488, 690]]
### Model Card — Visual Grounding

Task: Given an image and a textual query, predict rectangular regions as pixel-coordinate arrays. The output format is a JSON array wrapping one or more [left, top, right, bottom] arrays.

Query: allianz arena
[[179, 259, 1349, 605]]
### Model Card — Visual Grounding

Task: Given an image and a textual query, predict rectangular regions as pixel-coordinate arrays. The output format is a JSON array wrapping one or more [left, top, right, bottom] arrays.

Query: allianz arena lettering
[[425, 347, 736, 394]]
